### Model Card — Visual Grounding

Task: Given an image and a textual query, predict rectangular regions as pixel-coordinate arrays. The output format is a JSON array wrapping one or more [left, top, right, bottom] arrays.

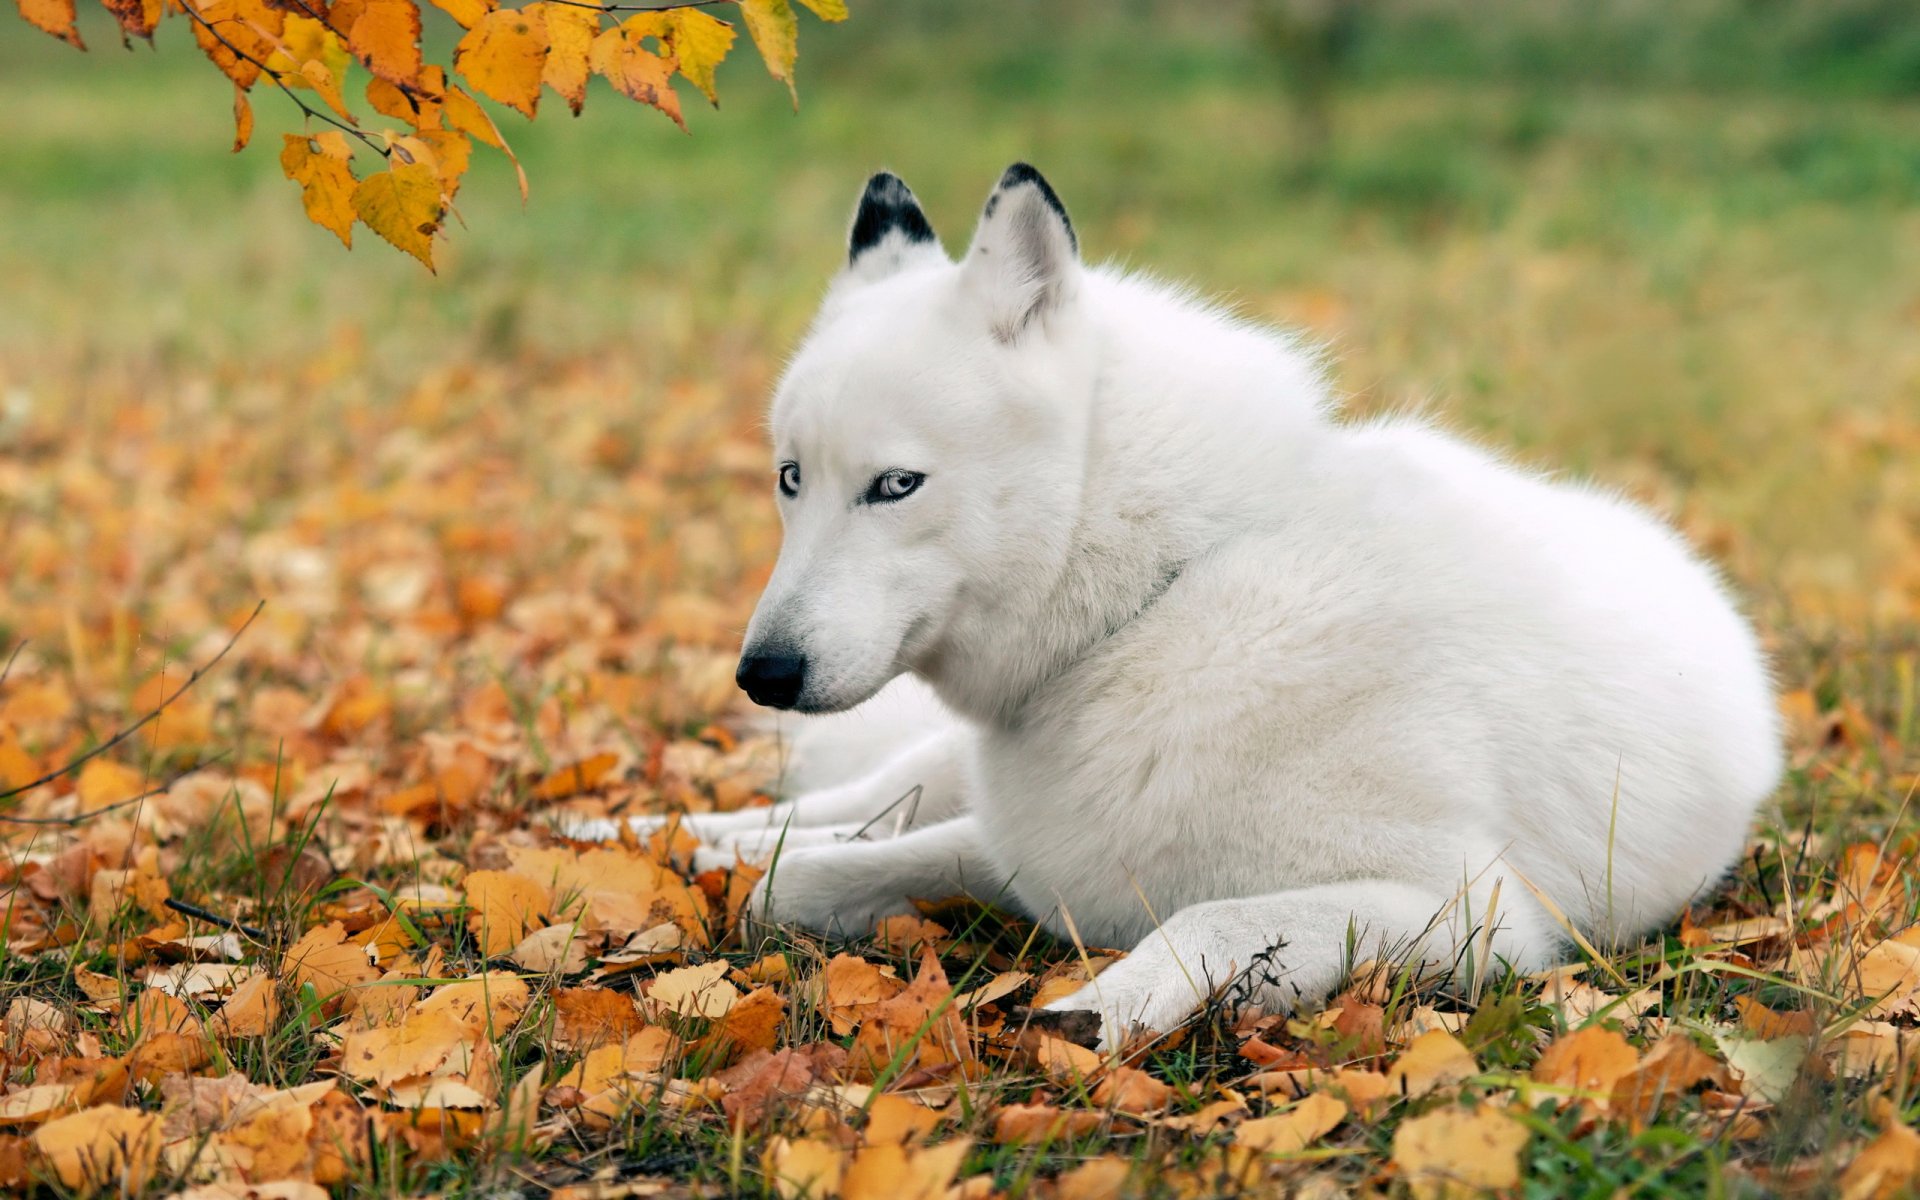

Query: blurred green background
[[3, 0, 1918, 622]]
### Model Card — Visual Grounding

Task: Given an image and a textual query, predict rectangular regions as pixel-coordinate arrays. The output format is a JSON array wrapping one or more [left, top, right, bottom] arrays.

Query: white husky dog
[[607, 164, 1783, 1048]]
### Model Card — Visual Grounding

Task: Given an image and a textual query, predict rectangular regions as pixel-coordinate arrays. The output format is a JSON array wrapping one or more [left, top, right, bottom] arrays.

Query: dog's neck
[[917, 273, 1330, 727]]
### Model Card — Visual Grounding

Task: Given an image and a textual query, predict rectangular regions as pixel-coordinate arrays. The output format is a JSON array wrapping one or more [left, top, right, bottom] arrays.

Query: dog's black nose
[[736, 652, 807, 709]]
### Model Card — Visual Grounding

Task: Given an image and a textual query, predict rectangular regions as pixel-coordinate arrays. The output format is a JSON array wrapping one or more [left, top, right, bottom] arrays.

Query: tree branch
[[173, 1, 388, 156]]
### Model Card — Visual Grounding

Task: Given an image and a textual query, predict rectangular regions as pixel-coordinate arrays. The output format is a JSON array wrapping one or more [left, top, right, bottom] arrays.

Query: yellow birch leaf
[[232, 82, 254, 152], [300, 58, 354, 120], [445, 82, 529, 199], [667, 8, 734, 106], [444, 80, 504, 148], [348, 0, 423, 87], [737, 0, 797, 103], [416, 128, 473, 199], [273, 12, 349, 77], [590, 18, 685, 130], [454, 7, 551, 119], [280, 132, 357, 248], [353, 158, 443, 269], [1385, 1028, 1479, 1098], [793, 0, 846, 20], [528, 0, 599, 115], [16, 0, 84, 47], [428, 0, 492, 29]]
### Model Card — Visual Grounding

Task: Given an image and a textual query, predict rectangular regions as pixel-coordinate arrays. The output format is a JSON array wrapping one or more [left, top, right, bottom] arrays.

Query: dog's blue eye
[[778, 462, 801, 497], [866, 470, 924, 503]]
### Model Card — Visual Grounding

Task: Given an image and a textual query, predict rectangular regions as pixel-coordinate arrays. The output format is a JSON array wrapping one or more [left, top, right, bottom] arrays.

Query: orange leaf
[[1235, 1091, 1346, 1155], [532, 752, 619, 801], [1392, 1105, 1529, 1199], [300, 56, 354, 120], [1532, 1024, 1640, 1107], [589, 18, 685, 130], [416, 129, 473, 200], [352, 158, 443, 269], [427, 0, 491, 28], [189, 0, 286, 89], [551, 987, 646, 1053], [463, 869, 551, 956], [346, 0, 422, 87], [367, 65, 445, 128], [15, 0, 83, 47], [231, 82, 254, 151], [280, 131, 357, 247], [455, 8, 550, 118], [820, 953, 904, 1036], [32, 1107, 162, 1193]]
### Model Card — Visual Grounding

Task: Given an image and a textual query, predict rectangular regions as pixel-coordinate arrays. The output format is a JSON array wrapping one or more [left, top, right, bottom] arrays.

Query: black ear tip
[[991, 162, 1076, 251], [999, 162, 1046, 189], [850, 169, 936, 263], [863, 171, 912, 202]]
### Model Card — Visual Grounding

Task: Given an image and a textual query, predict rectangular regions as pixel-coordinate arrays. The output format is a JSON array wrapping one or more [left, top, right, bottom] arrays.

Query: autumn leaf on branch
[[11, 0, 851, 265]]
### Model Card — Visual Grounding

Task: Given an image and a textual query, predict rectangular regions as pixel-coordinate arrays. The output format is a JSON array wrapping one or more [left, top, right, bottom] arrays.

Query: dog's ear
[[961, 163, 1080, 342], [846, 171, 943, 283]]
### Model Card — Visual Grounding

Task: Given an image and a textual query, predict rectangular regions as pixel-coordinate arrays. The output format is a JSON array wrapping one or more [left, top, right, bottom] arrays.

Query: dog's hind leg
[[1044, 872, 1556, 1051]]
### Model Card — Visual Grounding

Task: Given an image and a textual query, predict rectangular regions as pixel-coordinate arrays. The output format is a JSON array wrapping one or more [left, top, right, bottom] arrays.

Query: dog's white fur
[[595, 166, 1783, 1048]]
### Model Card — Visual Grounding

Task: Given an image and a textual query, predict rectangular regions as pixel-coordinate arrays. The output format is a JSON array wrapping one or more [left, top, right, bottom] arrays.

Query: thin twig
[[0, 752, 231, 826], [0, 601, 263, 804], [165, 897, 270, 941], [0, 640, 24, 691], [173, 1, 387, 155]]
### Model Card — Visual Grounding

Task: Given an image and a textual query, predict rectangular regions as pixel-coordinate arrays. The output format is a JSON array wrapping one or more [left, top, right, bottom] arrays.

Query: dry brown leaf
[[841, 1137, 971, 1200], [1235, 1090, 1346, 1155], [1841, 1100, 1920, 1200], [648, 959, 739, 1019], [1532, 1024, 1640, 1106], [464, 868, 552, 956], [1384, 1028, 1478, 1098], [32, 1106, 162, 1193], [1391, 1104, 1529, 1199]]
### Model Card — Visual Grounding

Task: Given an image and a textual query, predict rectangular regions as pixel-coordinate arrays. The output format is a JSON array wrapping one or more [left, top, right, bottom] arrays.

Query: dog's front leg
[[562, 728, 974, 847], [744, 815, 1009, 941], [1045, 877, 1552, 1051]]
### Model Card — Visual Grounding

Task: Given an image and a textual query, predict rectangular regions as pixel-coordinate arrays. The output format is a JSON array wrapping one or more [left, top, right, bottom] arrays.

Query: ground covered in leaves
[[5, 3, 1920, 1197]]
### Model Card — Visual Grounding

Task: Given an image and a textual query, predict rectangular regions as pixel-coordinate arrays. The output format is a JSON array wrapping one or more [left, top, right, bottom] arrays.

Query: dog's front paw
[[739, 846, 916, 941], [1042, 956, 1209, 1052]]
